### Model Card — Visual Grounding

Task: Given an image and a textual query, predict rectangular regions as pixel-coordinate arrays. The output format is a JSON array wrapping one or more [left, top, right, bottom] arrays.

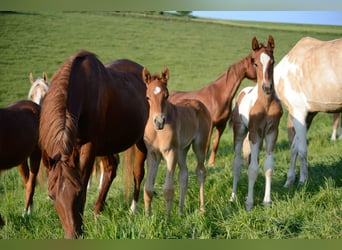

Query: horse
[[142, 67, 211, 216], [168, 36, 264, 167], [28, 72, 50, 105], [274, 37, 342, 187], [331, 112, 342, 141], [39, 50, 149, 239], [0, 100, 41, 224], [128, 35, 274, 214], [230, 35, 282, 211]]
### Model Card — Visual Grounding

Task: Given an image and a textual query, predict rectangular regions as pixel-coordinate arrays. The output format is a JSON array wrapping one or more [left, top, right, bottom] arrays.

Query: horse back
[[0, 100, 40, 169]]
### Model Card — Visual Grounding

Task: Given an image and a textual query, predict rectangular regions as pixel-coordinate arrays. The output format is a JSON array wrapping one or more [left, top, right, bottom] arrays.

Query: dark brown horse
[[39, 50, 149, 239], [168, 37, 262, 166], [0, 100, 41, 225]]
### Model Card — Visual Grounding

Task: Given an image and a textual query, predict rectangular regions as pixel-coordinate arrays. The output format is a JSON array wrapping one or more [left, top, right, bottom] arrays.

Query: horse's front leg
[[78, 143, 96, 213], [163, 150, 177, 217], [144, 151, 161, 216], [208, 122, 226, 166], [246, 135, 261, 211], [93, 154, 119, 214], [263, 129, 278, 207]]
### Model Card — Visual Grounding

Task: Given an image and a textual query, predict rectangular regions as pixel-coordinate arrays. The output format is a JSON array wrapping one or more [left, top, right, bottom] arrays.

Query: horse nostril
[[48, 193, 55, 201]]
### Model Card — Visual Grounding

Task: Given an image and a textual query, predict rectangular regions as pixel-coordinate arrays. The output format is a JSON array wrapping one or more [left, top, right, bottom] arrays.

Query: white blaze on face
[[154, 86, 161, 95], [260, 52, 271, 82]]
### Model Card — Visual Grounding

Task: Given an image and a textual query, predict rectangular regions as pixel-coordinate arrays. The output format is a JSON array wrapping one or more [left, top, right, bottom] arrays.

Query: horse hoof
[[230, 194, 236, 202], [245, 202, 253, 211], [263, 201, 272, 208]]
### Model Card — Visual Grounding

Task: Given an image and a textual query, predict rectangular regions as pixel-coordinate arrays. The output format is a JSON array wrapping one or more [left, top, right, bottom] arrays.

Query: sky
[[192, 11, 342, 26]]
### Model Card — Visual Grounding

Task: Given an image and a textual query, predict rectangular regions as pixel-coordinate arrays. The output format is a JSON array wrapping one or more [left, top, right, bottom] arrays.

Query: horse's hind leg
[[131, 142, 147, 214], [177, 149, 189, 214], [93, 154, 119, 215], [23, 147, 41, 215], [192, 144, 207, 212]]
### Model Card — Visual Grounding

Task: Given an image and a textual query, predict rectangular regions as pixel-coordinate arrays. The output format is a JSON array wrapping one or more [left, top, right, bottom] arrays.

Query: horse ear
[[268, 35, 275, 49], [43, 72, 48, 83], [29, 73, 34, 84], [252, 37, 259, 51], [142, 67, 151, 85], [161, 67, 169, 82]]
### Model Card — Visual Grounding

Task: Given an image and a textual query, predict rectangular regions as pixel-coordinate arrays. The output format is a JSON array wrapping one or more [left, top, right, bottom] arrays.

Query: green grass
[[1, 11, 342, 239]]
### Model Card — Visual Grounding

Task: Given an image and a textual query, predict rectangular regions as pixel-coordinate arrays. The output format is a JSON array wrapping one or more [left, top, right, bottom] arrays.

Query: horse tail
[[39, 50, 94, 162], [242, 133, 251, 165], [122, 146, 135, 203]]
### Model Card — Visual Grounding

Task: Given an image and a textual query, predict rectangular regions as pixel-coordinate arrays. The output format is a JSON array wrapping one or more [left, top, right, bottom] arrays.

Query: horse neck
[[219, 56, 252, 100], [257, 82, 275, 108]]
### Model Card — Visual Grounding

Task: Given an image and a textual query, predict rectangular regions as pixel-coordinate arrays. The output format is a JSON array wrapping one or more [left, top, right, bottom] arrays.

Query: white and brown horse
[[274, 37, 342, 187], [28, 72, 50, 105], [142, 67, 211, 216], [230, 35, 282, 210]]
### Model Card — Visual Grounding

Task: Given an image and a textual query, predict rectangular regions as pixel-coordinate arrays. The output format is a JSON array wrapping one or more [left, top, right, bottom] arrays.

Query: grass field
[[0, 11, 342, 239]]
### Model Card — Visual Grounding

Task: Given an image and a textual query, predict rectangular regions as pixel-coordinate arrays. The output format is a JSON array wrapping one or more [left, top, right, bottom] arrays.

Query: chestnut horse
[[230, 35, 283, 211], [39, 50, 149, 239], [275, 37, 342, 187], [0, 100, 41, 224], [168, 37, 262, 166], [142, 67, 211, 216], [28, 72, 112, 194]]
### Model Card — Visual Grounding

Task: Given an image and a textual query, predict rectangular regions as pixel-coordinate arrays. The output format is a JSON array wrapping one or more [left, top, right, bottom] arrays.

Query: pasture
[[0, 11, 342, 239]]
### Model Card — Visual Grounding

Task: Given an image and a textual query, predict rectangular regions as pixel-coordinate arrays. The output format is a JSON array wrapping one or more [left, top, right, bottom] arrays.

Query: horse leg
[[331, 113, 339, 141], [284, 115, 308, 187], [208, 122, 226, 166], [177, 149, 189, 214], [163, 150, 177, 217], [143, 151, 161, 216], [23, 147, 41, 215], [93, 154, 119, 214], [192, 142, 207, 213], [130, 141, 147, 214], [78, 143, 97, 215], [263, 130, 278, 207], [230, 122, 247, 202], [246, 136, 261, 211]]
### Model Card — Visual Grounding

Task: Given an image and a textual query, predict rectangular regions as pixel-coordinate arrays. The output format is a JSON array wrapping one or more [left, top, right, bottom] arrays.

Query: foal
[[142, 67, 211, 216], [230, 35, 283, 210]]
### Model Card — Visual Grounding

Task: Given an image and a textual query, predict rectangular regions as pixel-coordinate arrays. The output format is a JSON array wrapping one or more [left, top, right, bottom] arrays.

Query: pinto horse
[[168, 37, 263, 167], [274, 37, 342, 187], [142, 67, 211, 216], [0, 100, 41, 224], [230, 35, 283, 211], [39, 50, 149, 239]]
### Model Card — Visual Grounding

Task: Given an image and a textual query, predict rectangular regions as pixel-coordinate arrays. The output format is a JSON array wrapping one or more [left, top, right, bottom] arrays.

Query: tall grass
[[0, 11, 342, 239]]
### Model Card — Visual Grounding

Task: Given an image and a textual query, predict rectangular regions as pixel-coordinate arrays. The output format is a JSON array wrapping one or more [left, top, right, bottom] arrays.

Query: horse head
[[28, 72, 50, 105], [143, 67, 170, 130], [251, 35, 275, 95]]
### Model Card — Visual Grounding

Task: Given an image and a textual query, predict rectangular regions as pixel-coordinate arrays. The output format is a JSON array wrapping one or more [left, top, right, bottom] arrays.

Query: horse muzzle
[[262, 83, 273, 95], [153, 115, 166, 130]]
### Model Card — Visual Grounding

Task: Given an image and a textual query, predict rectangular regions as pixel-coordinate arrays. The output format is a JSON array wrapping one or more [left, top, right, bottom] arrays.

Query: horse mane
[[40, 50, 98, 163]]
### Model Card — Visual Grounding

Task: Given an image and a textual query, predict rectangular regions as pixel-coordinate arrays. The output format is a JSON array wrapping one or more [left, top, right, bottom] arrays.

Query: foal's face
[[251, 35, 275, 95], [146, 78, 169, 130], [143, 67, 170, 130]]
